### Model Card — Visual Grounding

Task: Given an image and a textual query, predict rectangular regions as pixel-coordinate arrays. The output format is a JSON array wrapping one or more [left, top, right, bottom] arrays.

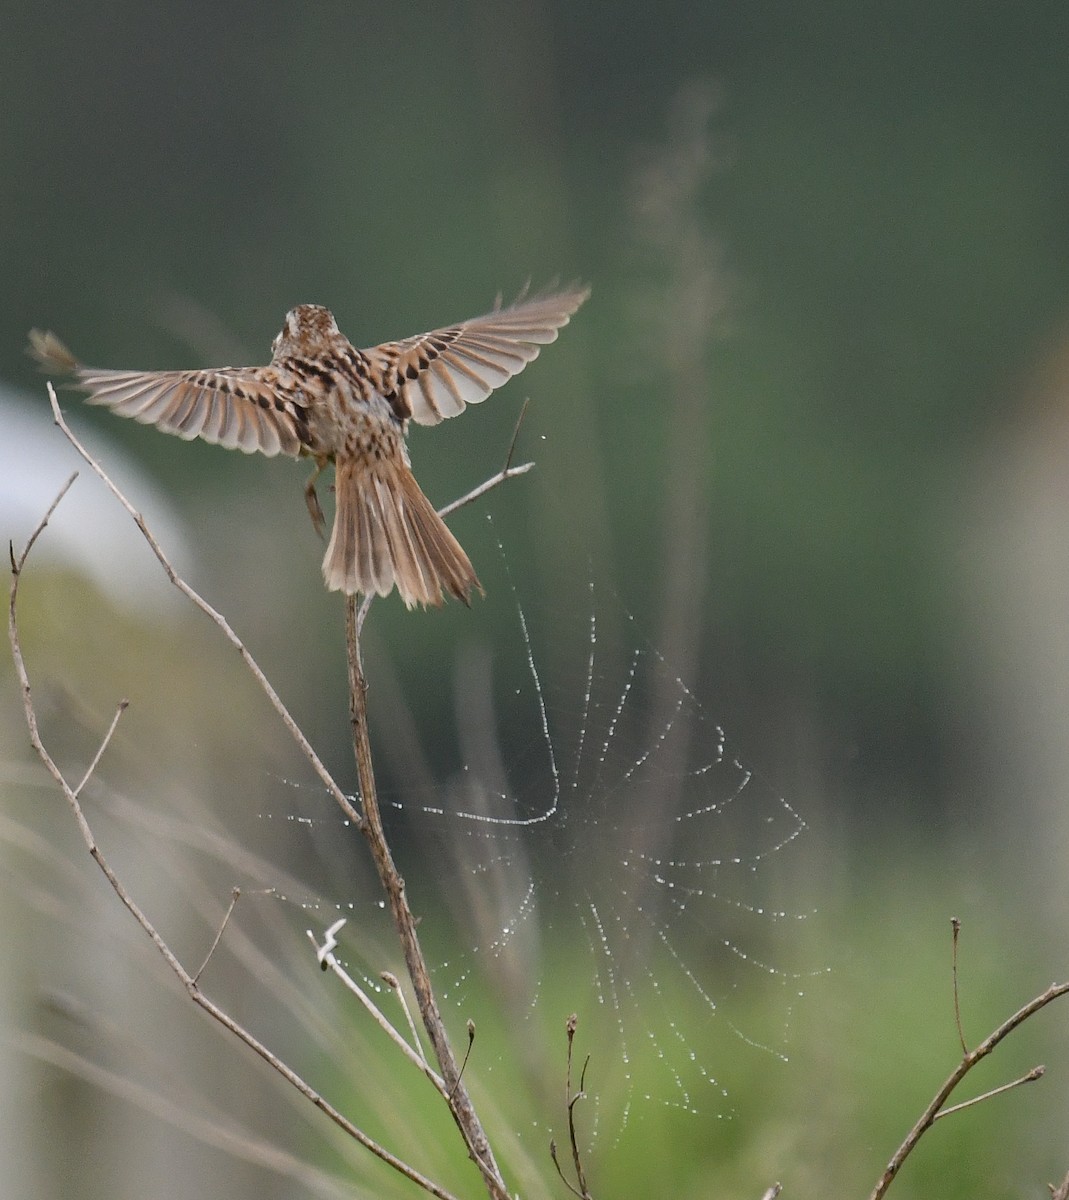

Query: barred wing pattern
[[368, 285, 590, 426], [28, 285, 590, 605], [26, 331, 309, 458], [28, 284, 589, 451]]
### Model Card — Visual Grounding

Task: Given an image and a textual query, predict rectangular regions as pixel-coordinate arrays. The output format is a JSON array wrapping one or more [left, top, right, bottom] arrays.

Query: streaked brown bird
[[29, 285, 588, 607]]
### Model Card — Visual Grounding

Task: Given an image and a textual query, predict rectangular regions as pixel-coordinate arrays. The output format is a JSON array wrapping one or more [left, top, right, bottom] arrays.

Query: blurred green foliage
[[7, 1, 1069, 805]]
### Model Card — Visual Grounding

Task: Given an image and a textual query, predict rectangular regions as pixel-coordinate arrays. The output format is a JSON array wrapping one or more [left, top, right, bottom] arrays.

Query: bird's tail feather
[[323, 456, 481, 608]]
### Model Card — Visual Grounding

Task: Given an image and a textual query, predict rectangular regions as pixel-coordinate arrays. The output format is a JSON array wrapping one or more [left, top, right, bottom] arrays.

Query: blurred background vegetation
[[5, 2, 1069, 1197]]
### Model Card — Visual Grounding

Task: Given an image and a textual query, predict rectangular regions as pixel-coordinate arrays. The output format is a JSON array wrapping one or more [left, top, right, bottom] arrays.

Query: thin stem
[[951, 917, 967, 1056], [550, 1015, 593, 1200], [74, 699, 128, 798], [934, 1066, 1044, 1120], [381, 971, 430, 1068], [46, 386, 363, 832], [9, 469, 78, 572], [9, 482, 460, 1200], [437, 459, 534, 521], [193, 887, 242, 985], [37, 390, 535, 1200], [345, 598, 509, 1200], [868, 979, 1069, 1200], [310, 936, 445, 1092]]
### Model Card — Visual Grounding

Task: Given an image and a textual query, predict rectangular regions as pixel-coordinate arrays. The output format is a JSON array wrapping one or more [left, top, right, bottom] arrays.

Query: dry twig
[[345, 601, 508, 1198], [43, 384, 363, 831], [193, 885, 243, 984], [17, 387, 534, 1199], [549, 1014, 593, 1200], [9, 479, 459, 1200], [950, 916, 967, 1056], [338, 405, 538, 1196], [308, 924, 444, 1090], [868, 922, 1069, 1200]]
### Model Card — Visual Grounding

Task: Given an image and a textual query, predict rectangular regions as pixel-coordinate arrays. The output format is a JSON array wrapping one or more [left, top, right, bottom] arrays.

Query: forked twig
[[9, 480, 460, 1200], [868, 922, 1069, 1200], [550, 1014, 593, 1200], [8, 469, 78, 573], [437, 398, 533, 520], [44, 384, 364, 832], [345, 599, 509, 1200], [951, 917, 967, 1056], [354, 400, 533, 640], [381, 971, 431, 1069], [307, 927, 444, 1090], [27, 391, 534, 1200], [193, 886, 242, 985], [934, 1065, 1045, 1120]]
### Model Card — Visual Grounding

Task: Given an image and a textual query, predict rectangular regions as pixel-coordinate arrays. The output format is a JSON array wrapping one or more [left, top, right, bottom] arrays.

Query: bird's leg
[[304, 458, 328, 539]]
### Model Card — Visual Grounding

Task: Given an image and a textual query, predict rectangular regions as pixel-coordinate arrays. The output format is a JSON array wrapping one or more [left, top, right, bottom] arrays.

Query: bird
[[28, 285, 589, 608]]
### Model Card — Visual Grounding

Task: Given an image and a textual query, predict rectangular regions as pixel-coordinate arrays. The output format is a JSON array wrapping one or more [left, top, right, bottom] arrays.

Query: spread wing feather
[[26, 330, 309, 458], [364, 284, 590, 425]]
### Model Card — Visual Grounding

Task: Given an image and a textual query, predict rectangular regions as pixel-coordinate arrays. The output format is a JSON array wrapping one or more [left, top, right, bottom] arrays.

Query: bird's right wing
[[27, 330, 311, 458]]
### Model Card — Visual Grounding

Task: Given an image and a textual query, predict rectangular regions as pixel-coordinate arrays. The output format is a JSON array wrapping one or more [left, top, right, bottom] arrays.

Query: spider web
[[358, 564, 825, 1138]]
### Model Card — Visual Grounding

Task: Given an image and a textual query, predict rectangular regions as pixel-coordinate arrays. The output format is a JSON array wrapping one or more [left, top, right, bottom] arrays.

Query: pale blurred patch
[[0, 386, 192, 612]]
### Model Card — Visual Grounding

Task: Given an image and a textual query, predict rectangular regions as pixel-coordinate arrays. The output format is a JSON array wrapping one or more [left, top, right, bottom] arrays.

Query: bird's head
[[271, 304, 343, 360]]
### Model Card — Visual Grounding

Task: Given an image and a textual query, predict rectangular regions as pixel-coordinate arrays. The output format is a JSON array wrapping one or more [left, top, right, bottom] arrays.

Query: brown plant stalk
[[346, 603, 507, 1197], [9, 485, 458, 1200], [868, 922, 1069, 1200], [11, 386, 535, 1199]]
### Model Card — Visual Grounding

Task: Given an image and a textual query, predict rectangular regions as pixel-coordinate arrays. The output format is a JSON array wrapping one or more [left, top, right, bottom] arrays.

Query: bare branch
[[934, 1065, 1044, 1120], [9, 482, 460, 1200], [44, 385, 363, 832], [193, 886, 242, 985], [9, 469, 78, 574], [309, 926, 445, 1093], [73, 699, 128, 799], [868, 951, 1069, 1200], [345, 597, 509, 1200], [951, 917, 967, 1055], [436, 459, 534, 521], [758, 1186, 783, 1200], [437, 399, 534, 520]]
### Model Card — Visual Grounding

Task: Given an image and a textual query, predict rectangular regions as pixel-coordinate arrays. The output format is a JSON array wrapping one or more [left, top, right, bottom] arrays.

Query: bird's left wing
[[363, 284, 589, 426], [28, 330, 310, 457]]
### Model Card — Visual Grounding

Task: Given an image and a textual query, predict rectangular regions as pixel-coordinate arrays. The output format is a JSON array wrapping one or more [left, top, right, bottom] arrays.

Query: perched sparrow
[[29, 285, 588, 607]]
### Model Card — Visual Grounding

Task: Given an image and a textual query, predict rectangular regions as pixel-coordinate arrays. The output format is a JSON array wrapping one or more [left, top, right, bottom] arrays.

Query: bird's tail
[[323, 455, 481, 608]]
